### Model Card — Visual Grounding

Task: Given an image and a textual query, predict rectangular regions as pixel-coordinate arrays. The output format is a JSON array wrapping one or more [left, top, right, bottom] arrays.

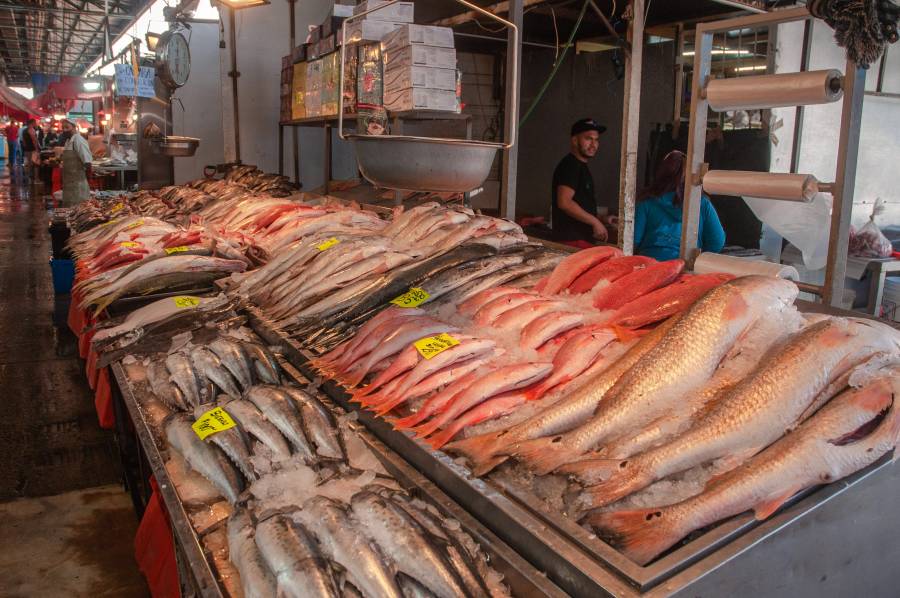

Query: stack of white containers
[[345, 0, 413, 43], [382, 24, 458, 112]]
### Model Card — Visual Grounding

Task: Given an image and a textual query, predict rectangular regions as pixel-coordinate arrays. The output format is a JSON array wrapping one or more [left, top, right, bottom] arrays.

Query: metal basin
[[349, 134, 500, 193], [151, 136, 200, 157]]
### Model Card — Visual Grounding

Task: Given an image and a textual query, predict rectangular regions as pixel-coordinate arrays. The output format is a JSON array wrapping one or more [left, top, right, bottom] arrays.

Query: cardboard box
[[384, 87, 458, 112], [306, 59, 324, 91], [292, 62, 307, 120], [281, 55, 291, 70], [356, 43, 383, 108], [321, 52, 340, 116], [291, 44, 307, 64], [357, 106, 388, 135], [353, 0, 414, 23], [384, 44, 457, 70], [333, 4, 354, 17], [343, 20, 402, 43], [382, 24, 455, 51], [343, 48, 359, 113], [321, 16, 345, 38], [384, 64, 456, 91]]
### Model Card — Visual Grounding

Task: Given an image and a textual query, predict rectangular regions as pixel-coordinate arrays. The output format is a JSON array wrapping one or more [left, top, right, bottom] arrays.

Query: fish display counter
[[108, 326, 564, 598], [68, 173, 900, 597]]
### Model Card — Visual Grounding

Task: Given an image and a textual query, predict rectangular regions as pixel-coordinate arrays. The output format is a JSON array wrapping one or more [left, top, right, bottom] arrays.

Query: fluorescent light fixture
[[83, 80, 102, 91], [683, 49, 752, 56], [43, 117, 52, 123], [735, 65, 767, 72], [216, 0, 270, 8], [146, 32, 161, 52], [53, 113, 66, 120]]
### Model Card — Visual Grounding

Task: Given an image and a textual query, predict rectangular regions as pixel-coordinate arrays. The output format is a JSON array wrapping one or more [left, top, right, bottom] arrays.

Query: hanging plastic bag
[[849, 198, 892, 258], [744, 192, 832, 270]]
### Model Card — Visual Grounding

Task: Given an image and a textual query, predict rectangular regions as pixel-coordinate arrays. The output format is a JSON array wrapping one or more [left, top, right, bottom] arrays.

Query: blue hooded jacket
[[634, 191, 725, 261]]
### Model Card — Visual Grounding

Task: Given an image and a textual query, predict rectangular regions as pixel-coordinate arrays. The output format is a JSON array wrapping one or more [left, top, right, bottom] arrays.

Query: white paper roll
[[693, 252, 800, 281], [705, 69, 843, 112], [703, 170, 818, 202]]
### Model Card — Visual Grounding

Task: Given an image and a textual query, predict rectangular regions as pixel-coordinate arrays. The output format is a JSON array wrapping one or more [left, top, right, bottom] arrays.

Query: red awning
[[0, 84, 43, 119]]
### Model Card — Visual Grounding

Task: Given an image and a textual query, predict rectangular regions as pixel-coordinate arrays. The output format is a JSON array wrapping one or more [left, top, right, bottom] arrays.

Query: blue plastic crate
[[50, 259, 75, 294]]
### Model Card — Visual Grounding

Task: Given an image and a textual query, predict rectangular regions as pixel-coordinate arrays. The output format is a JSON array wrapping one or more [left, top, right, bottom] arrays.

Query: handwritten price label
[[125, 219, 145, 230], [414, 333, 460, 359], [100, 218, 121, 228], [390, 287, 430, 308], [110, 202, 125, 213], [172, 296, 201, 309], [192, 407, 236, 440], [316, 237, 341, 251], [120, 241, 140, 248], [164, 245, 191, 255]]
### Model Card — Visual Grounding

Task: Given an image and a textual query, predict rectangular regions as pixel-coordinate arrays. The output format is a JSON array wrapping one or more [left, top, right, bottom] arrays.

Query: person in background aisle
[[633, 150, 725, 261], [42, 122, 60, 147], [4, 121, 19, 169], [551, 118, 614, 247], [19, 119, 40, 184], [60, 119, 92, 206]]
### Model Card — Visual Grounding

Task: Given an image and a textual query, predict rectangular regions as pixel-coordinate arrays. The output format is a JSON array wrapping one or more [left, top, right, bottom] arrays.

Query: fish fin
[[389, 407, 430, 429], [582, 508, 681, 566], [372, 394, 410, 416], [427, 426, 461, 450], [578, 462, 653, 509], [610, 324, 640, 343], [753, 488, 801, 520], [556, 458, 620, 486], [514, 436, 591, 476], [412, 419, 442, 439], [712, 446, 765, 476], [444, 431, 507, 471]]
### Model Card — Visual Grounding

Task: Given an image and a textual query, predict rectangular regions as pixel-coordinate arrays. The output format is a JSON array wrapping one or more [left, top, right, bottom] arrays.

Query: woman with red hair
[[634, 150, 725, 261]]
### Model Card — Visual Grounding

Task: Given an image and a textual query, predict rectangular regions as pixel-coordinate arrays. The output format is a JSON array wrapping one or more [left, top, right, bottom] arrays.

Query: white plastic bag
[[744, 192, 832, 270], [848, 198, 892, 258]]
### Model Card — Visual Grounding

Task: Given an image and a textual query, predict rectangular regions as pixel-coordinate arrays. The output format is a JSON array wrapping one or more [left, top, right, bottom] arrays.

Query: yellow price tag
[[192, 407, 236, 440], [390, 287, 430, 308], [316, 237, 340, 251], [125, 219, 145, 230], [110, 202, 125, 213], [173, 296, 201, 309], [100, 218, 121, 228], [164, 245, 191, 255], [120, 241, 140, 248], [414, 333, 460, 359]]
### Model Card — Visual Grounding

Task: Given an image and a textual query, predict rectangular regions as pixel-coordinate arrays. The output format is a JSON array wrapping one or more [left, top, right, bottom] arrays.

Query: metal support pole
[[672, 23, 685, 140], [789, 19, 812, 173], [680, 24, 713, 266], [288, 0, 300, 186], [278, 124, 284, 176], [228, 6, 241, 163], [823, 62, 866, 307], [617, 0, 644, 255], [499, 0, 523, 220], [324, 123, 332, 194]]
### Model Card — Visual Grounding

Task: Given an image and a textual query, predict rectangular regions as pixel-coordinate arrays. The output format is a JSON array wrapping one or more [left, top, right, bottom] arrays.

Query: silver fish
[[190, 346, 242, 400], [255, 513, 341, 598], [298, 496, 403, 598], [164, 414, 243, 504], [192, 405, 256, 482], [246, 386, 315, 461], [147, 360, 187, 411], [165, 352, 202, 408], [227, 508, 277, 596], [222, 399, 292, 462], [351, 490, 475, 598], [208, 337, 253, 392], [241, 342, 281, 384], [281, 387, 344, 460]]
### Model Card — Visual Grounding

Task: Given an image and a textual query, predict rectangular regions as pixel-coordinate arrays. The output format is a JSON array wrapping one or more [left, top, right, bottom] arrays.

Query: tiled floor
[[0, 162, 148, 596]]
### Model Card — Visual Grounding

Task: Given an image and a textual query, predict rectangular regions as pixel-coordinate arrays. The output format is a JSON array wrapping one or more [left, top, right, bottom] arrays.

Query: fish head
[[824, 373, 900, 448]]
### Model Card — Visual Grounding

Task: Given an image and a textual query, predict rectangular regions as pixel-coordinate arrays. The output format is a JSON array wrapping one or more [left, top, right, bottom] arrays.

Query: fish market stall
[[66, 175, 900, 597]]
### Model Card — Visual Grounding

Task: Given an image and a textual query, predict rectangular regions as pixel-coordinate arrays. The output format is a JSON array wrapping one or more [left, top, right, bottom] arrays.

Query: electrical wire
[[518, 0, 591, 127], [550, 6, 560, 63]]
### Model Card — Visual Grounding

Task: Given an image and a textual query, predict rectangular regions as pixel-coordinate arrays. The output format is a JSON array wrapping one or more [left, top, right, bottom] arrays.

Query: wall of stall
[[173, 22, 226, 184]]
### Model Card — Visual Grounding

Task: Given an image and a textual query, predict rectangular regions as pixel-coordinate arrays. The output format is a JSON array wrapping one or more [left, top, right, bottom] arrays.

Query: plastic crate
[[50, 259, 75, 294]]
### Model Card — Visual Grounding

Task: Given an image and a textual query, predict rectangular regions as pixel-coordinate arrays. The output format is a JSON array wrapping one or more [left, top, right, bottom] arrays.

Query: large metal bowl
[[151, 136, 200, 157], [349, 135, 501, 193]]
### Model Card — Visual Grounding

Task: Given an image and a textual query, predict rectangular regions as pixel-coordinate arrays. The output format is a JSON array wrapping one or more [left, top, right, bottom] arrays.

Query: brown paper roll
[[702, 170, 819, 202], [705, 69, 843, 112]]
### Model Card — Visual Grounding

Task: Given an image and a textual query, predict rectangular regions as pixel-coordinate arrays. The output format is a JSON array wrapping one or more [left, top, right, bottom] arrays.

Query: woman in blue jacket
[[634, 150, 725, 261]]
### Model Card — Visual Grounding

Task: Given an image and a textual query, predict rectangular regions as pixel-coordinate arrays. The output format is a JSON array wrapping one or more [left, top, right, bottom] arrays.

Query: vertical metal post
[[324, 123, 332, 194], [823, 62, 866, 307], [278, 124, 284, 175], [499, 0, 523, 220], [680, 26, 713, 266], [288, 0, 300, 186], [672, 23, 685, 140], [617, 0, 644, 255], [789, 19, 812, 173], [229, 7, 242, 163]]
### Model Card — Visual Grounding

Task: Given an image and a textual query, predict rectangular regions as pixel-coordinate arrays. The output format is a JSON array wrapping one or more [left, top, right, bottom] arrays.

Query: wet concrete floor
[[0, 163, 147, 594]]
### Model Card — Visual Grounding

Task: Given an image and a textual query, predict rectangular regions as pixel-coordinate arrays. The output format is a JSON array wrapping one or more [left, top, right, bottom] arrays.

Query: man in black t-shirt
[[551, 118, 608, 244]]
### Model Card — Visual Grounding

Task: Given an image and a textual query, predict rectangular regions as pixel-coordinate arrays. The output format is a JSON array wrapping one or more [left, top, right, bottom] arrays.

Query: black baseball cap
[[571, 118, 607, 136]]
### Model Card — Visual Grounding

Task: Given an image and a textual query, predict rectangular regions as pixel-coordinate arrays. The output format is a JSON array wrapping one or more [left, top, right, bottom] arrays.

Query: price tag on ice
[[110, 202, 125, 213], [390, 287, 430, 308], [173, 295, 201, 309], [119, 241, 140, 248], [164, 245, 191, 255], [192, 407, 236, 440], [316, 237, 341, 251], [125, 219, 145, 230], [100, 218, 121, 228], [414, 333, 460, 359]]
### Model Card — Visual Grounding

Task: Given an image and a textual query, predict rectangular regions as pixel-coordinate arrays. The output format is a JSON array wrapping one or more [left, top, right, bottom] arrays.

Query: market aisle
[[0, 163, 148, 596]]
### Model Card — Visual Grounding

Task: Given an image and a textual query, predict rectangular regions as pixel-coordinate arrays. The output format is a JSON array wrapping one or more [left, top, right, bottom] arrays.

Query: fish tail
[[372, 394, 409, 416], [426, 424, 463, 450], [445, 430, 505, 462], [582, 508, 681, 566], [579, 464, 654, 509], [610, 324, 640, 343], [390, 409, 430, 430], [412, 418, 443, 439], [513, 436, 588, 475]]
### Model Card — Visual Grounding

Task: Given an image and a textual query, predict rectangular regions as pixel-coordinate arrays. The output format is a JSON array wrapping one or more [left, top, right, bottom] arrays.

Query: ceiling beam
[[68, 0, 128, 75], [0, 4, 133, 18]]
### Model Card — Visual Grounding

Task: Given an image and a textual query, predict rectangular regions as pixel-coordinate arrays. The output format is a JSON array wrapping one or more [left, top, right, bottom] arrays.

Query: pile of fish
[[221, 164, 296, 196], [134, 331, 511, 597]]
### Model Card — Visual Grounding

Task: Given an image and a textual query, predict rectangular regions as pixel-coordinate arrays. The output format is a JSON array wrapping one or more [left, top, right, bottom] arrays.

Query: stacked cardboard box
[[356, 43, 386, 134], [344, 0, 412, 44], [280, 55, 293, 122], [292, 62, 307, 120], [305, 59, 324, 119], [321, 52, 341, 116], [382, 24, 458, 113]]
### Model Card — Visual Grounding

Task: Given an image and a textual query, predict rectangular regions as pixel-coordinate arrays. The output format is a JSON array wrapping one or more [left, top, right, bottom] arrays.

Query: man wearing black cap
[[552, 118, 608, 245]]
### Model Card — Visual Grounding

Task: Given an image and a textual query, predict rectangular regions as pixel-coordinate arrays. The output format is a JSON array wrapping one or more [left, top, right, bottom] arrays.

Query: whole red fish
[[542, 246, 622, 295], [607, 272, 734, 329], [592, 259, 684, 310], [568, 256, 655, 295]]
